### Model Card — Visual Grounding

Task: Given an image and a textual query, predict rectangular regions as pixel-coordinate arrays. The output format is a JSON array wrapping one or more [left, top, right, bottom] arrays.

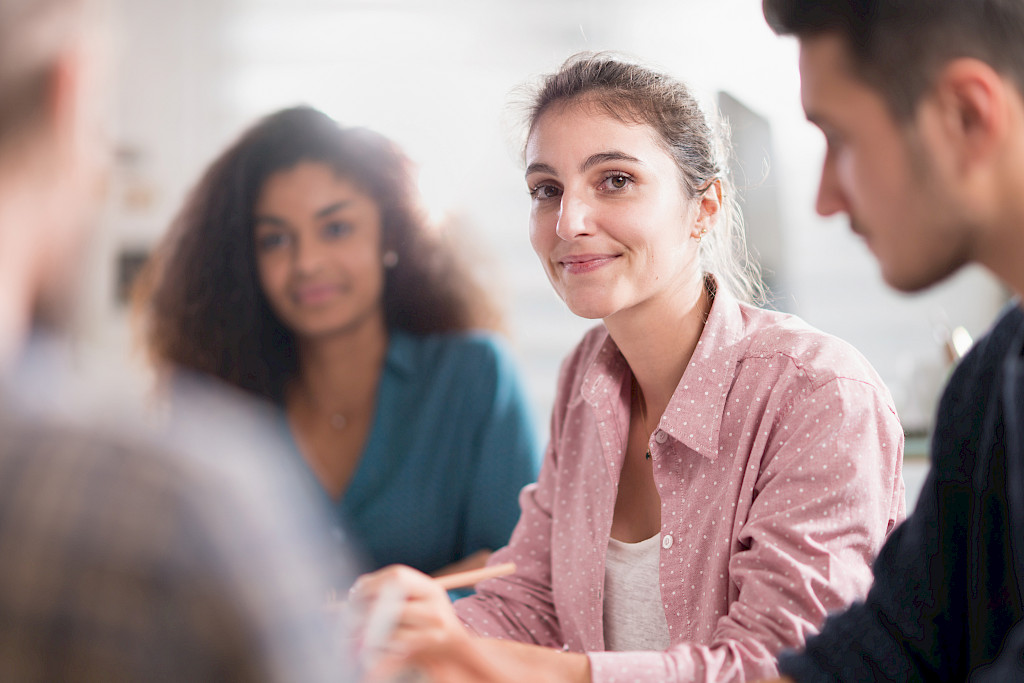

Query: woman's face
[[253, 161, 386, 341], [525, 104, 713, 322]]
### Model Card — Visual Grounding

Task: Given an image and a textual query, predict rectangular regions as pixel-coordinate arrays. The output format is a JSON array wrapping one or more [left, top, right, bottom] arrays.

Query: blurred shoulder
[[394, 329, 521, 373]]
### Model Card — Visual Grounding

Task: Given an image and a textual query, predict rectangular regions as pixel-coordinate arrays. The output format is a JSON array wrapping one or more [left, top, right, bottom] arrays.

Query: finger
[[352, 564, 438, 602], [390, 601, 461, 633]]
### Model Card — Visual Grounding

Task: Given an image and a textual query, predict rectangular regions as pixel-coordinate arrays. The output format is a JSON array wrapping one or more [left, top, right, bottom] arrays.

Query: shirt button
[[655, 430, 668, 444], [662, 534, 673, 549]]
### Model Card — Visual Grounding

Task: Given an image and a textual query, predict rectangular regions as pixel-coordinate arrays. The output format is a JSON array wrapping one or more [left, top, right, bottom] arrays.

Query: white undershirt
[[602, 533, 672, 652]]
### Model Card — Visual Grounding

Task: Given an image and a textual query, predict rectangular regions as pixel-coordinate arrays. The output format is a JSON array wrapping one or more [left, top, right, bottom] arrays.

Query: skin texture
[[254, 162, 387, 342], [355, 103, 723, 683], [798, 34, 1021, 295], [525, 102, 707, 325]]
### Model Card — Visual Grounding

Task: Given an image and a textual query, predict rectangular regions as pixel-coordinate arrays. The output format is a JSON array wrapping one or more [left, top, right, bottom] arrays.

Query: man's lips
[[558, 253, 619, 275]]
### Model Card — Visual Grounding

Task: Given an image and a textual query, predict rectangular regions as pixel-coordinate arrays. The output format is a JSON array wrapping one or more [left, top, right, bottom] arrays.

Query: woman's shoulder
[[391, 329, 525, 382], [397, 328, 508, 358], [734, 302, 886, 388]]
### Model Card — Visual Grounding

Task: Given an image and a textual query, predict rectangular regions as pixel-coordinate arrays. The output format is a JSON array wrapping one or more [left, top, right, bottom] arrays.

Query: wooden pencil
[[434, 561, 516, 591]]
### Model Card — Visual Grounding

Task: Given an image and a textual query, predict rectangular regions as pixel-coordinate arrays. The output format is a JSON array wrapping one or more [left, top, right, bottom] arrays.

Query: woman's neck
[[604, 274, 711, 415], [292, 312, 389, 411]]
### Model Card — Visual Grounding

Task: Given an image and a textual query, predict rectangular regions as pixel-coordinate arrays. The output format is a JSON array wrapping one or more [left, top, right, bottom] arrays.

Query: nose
[[815, 154, 847, 217], [555, 193, 592, 241], [292, 234, 324, 275]]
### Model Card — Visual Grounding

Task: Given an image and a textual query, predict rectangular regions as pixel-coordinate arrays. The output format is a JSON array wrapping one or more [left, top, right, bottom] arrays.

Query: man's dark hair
[[763, 0, 1024, 120]]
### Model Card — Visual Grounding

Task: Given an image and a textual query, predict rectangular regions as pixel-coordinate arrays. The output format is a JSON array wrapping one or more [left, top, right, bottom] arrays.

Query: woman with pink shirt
[[353, 53, 906, 683]]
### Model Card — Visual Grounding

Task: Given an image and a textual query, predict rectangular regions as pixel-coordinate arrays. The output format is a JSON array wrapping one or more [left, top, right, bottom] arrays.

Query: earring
[[382, 250, 399, 268], [695, 228, 708, 243]]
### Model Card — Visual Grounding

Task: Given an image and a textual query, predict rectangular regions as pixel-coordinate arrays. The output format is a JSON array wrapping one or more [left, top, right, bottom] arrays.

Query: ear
[[691, 178, 723, 238], [930, 58, 1010, 177]]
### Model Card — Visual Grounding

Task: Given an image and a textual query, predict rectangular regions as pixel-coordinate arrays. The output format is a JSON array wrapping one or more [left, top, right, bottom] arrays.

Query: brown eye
[[530, 183, 561, 200], [599, 173, 633, 192]]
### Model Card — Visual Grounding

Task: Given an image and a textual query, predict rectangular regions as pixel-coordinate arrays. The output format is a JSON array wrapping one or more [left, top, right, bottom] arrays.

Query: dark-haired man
[[762, 0, 1024, 680], [0, 1, 354, 680]]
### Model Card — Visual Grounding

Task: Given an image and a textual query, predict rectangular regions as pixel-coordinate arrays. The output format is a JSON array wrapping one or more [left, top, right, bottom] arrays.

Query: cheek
[[528, 212, 550, 256], [255, 253, 287, 298]]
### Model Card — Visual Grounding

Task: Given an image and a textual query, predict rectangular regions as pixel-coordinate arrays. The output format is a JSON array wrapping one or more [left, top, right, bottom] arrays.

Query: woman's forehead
[[526, 106, 668, 167]]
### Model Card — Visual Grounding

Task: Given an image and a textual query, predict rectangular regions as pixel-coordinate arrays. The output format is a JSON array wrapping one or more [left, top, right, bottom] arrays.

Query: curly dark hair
[[135, 106, 501, 403]]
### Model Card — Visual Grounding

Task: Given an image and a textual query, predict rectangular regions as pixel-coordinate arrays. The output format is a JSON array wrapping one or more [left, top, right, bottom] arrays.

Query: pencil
[[324, 562, 516, 612], [434, 561, 516, 591]]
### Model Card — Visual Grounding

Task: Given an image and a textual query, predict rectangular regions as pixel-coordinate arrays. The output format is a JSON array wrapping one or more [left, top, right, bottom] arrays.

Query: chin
[[561, 296, 612, 321], [881, 261, 963, 294]]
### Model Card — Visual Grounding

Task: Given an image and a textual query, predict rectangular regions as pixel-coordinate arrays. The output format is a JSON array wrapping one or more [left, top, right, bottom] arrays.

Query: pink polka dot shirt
[[454, 285, 906, 683]]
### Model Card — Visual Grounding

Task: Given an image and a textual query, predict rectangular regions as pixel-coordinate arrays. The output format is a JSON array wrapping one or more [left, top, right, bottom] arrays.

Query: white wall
[[89, 0, 1007, 466]]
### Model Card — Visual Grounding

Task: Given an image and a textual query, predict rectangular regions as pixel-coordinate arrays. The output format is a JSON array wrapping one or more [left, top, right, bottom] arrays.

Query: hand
[[351, 564, 472, 680], [350, 565, 590, 683], [369, 634, 590, 683]]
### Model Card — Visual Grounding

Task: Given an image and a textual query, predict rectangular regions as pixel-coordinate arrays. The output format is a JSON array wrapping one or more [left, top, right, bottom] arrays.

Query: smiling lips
[[558, 253, 619, 275], [291, 282, 343, 306]]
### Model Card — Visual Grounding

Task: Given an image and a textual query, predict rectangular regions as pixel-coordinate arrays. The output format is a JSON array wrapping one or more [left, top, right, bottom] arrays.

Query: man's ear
[[931, 58, 1010, 176]]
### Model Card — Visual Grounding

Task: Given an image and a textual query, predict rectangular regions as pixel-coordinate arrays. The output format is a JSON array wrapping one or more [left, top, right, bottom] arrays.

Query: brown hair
[[525, 53, 765, 304], [135, 106, 501, 403], [763, 0, 1024, 121]]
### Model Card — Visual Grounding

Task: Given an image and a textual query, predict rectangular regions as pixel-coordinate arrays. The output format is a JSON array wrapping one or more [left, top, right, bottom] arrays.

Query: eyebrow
[[253, 215, 286, 229], [525, 150, 643, 179], [314, 200, 351, 219]]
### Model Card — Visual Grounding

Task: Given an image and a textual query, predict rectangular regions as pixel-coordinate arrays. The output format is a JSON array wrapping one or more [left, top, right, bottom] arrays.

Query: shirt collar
[[580, 275, 749, 462], [383, 329, 418, 379], [662, 278, 747, 461]]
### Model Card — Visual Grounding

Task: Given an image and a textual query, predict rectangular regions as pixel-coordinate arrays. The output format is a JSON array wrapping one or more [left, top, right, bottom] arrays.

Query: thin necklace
[[293, 382, 350, 432], [633, 377, 654, 461]]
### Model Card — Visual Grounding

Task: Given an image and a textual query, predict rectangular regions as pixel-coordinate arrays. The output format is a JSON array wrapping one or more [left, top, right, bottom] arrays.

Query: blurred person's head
[[0, 0, 110, 363], [522, 52, 763, 322], [136, 106, 500, 402], [763, 0, 1024, 294]]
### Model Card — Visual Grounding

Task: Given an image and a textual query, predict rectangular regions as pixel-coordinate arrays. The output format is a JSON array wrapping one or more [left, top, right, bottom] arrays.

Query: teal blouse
[[290, 330, 541, 575]]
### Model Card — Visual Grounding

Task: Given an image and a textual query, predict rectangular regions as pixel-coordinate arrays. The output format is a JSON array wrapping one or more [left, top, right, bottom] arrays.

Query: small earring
[[695, 228, 708, 243], [382, 250, 399, 268]]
